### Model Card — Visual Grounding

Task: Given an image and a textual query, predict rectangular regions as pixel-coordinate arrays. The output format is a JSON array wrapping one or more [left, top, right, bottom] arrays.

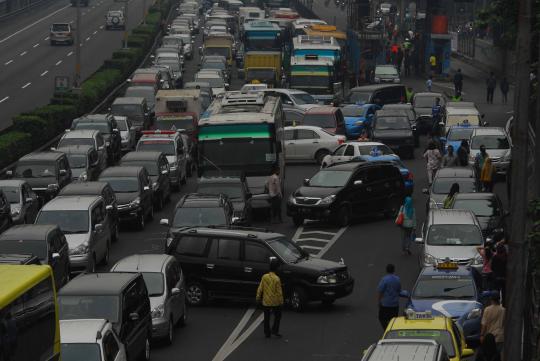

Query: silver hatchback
[[110, 254, 187, 344]]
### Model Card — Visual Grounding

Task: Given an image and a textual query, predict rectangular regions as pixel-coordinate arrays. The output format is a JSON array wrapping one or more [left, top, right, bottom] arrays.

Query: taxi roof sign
[[405, 309, 433, 320]]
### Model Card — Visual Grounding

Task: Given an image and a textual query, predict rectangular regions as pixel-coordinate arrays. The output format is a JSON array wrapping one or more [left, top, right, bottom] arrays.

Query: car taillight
[[406, 172, 413, 180], [337, 138, 345, 145]]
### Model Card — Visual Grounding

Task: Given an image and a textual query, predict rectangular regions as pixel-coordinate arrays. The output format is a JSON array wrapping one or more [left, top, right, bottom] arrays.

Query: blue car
[[405, 262, 485, 345], [441, 125, 476, 154], [341, 104, 380, 139], [354, 155, 414, 193]]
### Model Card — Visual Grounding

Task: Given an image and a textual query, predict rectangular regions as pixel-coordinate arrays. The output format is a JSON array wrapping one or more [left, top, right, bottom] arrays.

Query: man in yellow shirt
[[429, 54, 437, 74], [256, 258, 284, 338]]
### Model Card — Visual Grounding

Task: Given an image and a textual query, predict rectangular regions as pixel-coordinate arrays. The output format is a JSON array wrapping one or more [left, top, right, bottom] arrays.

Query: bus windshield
[[199, 138, 274, 167]]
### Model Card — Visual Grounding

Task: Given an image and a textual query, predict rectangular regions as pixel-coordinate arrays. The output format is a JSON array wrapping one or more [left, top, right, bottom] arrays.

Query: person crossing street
[[256, 258, 284, 338], [453, 68, 463, 97], [377, 264, 402, 330]]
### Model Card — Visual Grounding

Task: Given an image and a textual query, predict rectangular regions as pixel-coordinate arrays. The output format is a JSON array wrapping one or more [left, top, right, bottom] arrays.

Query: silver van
[[35, 195, 112, 272], [362, 339, 450, 361]]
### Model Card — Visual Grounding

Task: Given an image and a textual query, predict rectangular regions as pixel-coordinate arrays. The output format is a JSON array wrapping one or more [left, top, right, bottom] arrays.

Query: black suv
[[196, 177, 253, 225], [99, 166, 154, 230], [8, 152, 72, 203], [0, 224, 71, 288], [287, 161, 405, 226], [165, 227, 354, 311], [58, 272, 152, 361], [59, 181, 120, 242], [120, 151, 171, 210], [160, 193, 234, 240], [71, 114, 122, 164], [371, 110, 415, 159]]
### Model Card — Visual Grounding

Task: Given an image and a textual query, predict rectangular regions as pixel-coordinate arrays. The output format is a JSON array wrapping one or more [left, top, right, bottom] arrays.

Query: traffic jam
[[0, 0, 511, 359]]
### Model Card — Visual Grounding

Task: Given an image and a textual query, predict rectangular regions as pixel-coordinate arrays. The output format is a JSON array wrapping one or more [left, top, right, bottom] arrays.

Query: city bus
[[0, 264, 60, 361]]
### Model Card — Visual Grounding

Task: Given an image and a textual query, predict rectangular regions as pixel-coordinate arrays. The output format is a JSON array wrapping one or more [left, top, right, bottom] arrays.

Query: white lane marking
[[85, 36, 91, 41], [44, 36, 50, 41], [93, 30, 98, 35], [82, 12, 86, 15], [0, 4, 71, 43], [33, 43, 39, 48], [0, 96, 9, 104], [20, 51, 27, 56], [40, 70, 49, 76], [99, 25, 104, 29], [4, 60, 13, 65], [212, 225, 348, 360], [21, 82, 31, 89], [67, 51, 73, 56], [70, 20, 74, 24], [55, 60, 62, 66]]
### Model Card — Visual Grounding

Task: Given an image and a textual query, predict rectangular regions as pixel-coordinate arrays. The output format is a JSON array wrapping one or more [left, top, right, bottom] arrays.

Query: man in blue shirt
[[377, 264, 402, 330]]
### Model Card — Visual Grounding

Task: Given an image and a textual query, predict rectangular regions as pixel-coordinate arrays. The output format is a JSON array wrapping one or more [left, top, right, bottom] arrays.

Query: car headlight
[[318, 195, 336, 205], [11, 209, 20, 216], [130, 198, 140, 208], [394, 78, 400, 83], [374, 77, 380, 83], [423, 253, 436, 265], [169, 165, 177, 171], [467, 307, 482, 320], [48, 184, 59, 191], [70, 243, 89, 255], [288, 195, 296, 204], [152, 182, 158, 190], [354, 120, 364, 126], [151, 304, 164, 319], [317, 273, 337, 284], [473, 254, 483, 265], [79, 172, 87, 181], [503, 151, 512, 161]]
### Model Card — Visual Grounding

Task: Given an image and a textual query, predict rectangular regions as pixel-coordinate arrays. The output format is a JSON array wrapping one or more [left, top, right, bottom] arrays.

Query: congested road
[[90, 3, 515, 360], [0, 0, 154, 129]]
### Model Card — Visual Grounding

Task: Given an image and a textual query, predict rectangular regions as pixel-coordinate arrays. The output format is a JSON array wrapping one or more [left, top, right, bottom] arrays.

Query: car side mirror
[[129, 312, 139, 321], [400, 290, 410, 298], [94, 223, 103, 232], [161, 169, 169, 175], [160, 218, 169, 226], [415, 237, 423, 244], [422, 188, 429, 194], [106, 204, 113, 211], [354, 180, 363, 186], [25, 197, 33, 203], [303, 178, 310, 186], [246, 192, 252, 199], [50, 147, 57, 151], [462, 349, 475, 358], [98, 146, 105, 151], [171, 288, 181, 296], [59, 169, 67, 176], [143, 186, 150, 191], [113, 128, 119, 132], [225, 83, 230, 90], [52, 252, 60, 260]]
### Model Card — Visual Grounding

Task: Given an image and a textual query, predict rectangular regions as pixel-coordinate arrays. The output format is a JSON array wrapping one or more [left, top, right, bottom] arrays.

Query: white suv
[[105, 10, 126, 30], [60, 319, 127, 361]]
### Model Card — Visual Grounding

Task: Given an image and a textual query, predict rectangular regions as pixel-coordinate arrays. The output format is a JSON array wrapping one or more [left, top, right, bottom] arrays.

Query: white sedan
[[320, 141, 398, 168], [284, 125, 345, 164]]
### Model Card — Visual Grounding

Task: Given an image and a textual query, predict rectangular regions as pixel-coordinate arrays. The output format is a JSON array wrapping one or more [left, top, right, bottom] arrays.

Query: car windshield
[[375, 116, 410, 130], [108, 11, 122, 16], [159, 60, 180, 72], [14, 163, 56, 178], [73, 122, 110, 133], [342, 106, 366, 117], [357, 144, 394, 155], [61, 343, 101, 361], [142, 272, 165, 296], [376, 66, 398, 75], [66, 154, 87, 169], [111, 104, 142, 117], [123, 161, 158, 176], [427, 224, 483, 246], [290, 76, 329, 88], [471, 135, 510, 149], [267, 237, 303, 263], [36, 210, 89, 234], [347, 91, 371, 104], [413, 276, 476, 299], [173, 207, 227, 227], [99, 177, 139, 193], [195, 76, 224, 88], [447, 128, 473, 141], [59, 295, 119, 323], [52, 24, 69, 31], [0, 239, 46, 260], [384, 330, 456, 357], [204, 47, 229, 57], [203, 62, 225, 70], [309, 170, 351, 187], [452, 198, 497, 217], [302, 114, 335, 128], [136, 140, 175, 155], [58, 138, 94, 147], [1, 186, 20, 203], [290, 93, 317, 105], [415, 96, 440, 108], [116, 120, 128, 131], [432, 178, 476, 194], [197, 183, 243, 199]]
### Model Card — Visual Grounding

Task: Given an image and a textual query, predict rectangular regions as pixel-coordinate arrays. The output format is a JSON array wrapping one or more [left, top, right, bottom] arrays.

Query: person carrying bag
[[395, 196, 416, 255]]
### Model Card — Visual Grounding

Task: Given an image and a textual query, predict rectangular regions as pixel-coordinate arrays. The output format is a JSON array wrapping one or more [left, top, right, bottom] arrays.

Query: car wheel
[[88, 254, 97, 273], [101, 242, 110, 265], [289, 287, 307, 312], [315, 149, 329, 165], [112, 223, 120, 243], [139, 336, 150, 361], [186, 282, 207, 306], [137, 212, 145, 230], [335, 206, 350, 227], [292, 216, 304, 226], [165, 318, 174, 345], [178, 301, 187, 327]]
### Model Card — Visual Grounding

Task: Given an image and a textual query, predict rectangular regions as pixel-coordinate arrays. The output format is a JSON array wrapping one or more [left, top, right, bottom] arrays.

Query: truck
[[289, 55, 342, 104], [201, 36, 234, 66], [243, 51, 282, 87], [154, 89, 202, 138]]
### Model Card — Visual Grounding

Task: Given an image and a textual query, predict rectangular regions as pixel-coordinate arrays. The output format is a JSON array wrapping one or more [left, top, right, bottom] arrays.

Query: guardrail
[[0, 0, 55, 21]]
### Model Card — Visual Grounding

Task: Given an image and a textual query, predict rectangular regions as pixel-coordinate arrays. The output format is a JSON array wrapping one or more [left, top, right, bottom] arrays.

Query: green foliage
[[0, 132, 33, 169], [12, 115, 52, 145], [127, 34, 151, 49], [132, 24, 158, 36], [26, 104, 77, 131], [475, 0, 518, 48], [80, 69, 123, 112], [145, 11, 162, 25]]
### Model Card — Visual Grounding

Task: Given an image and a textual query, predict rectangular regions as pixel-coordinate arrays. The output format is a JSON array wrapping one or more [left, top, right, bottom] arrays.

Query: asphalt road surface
[[0, 0, 154, 129]]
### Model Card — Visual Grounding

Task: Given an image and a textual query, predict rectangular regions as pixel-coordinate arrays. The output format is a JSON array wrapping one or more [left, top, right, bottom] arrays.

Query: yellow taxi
[[382, 310, 475, 361]]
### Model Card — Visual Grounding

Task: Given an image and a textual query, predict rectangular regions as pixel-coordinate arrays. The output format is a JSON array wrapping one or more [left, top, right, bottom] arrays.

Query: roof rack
[[221, 91, 266, 106]]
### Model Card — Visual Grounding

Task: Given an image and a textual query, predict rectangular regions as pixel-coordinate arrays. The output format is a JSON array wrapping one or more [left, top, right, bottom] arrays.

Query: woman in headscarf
[[396, 196, 416, 255], [443, 182, 460, 209], [480, 157, 494, 192], [475, 333, 501, 361]]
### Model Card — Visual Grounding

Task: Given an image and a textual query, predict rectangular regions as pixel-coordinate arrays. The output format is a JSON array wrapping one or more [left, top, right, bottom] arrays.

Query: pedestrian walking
[[480, 157, 494, 192], [405, 86, 414, 103], [481, 293, 505, 353], [476, 333, 501, 361], [443, 182, 459, 208], [256, 258, 284, 338], [457, 140, 470, 166], [267, 166, 282, 223], [404, 52, 411, 76], [377, 264, 401, 330], [476, 243, 494, 290], [426, 76, 433, 92], [423, 141, 442, 185], [486, 72, 497, 104], [474, 145, 489, 177], [429, 53, 437, 74], [442, 145, 458, 167], [500, 77, 509, 104], [395, 196, 416, 255], [491, 244, 507, 305], [396, 47, 404, 73], [453, 68, 464, 97]]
